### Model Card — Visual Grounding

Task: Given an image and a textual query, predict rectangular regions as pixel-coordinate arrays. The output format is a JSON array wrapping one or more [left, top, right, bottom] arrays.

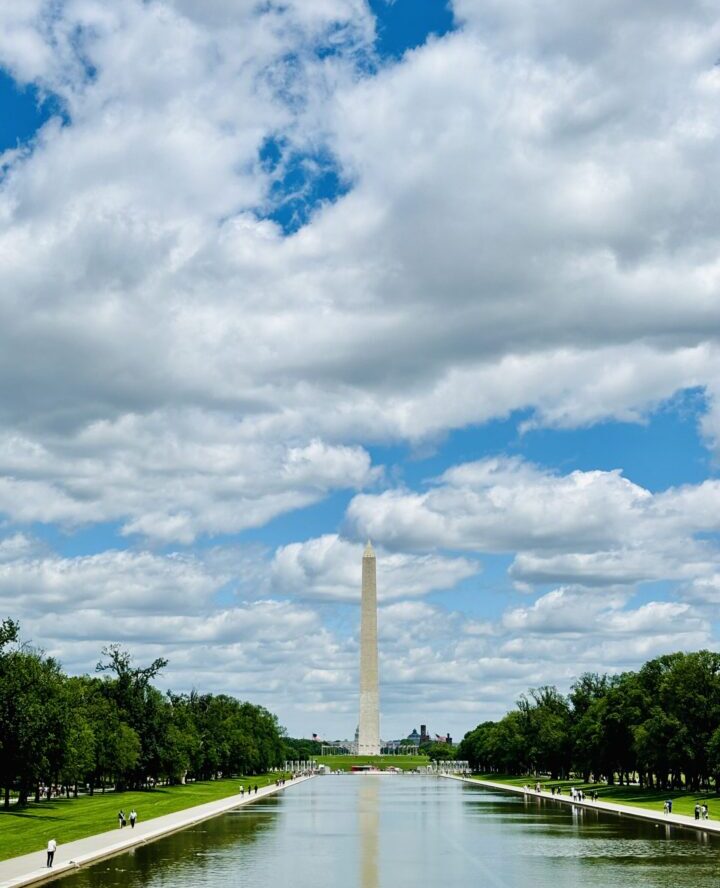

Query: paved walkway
[[0, 776, 312, 888], [445, 775, 720, 836]]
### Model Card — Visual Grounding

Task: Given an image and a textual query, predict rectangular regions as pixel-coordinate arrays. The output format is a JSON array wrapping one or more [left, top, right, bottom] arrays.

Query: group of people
[[663, 799, 710, 820], [118, 808, 138, 828], [694, 803, 709, 820], [238, 784, 259, 796], [521, 783, 599, 803], [522, 783, 543, 793], [568, 786, 599, 802], [662, 799, 710, 820]]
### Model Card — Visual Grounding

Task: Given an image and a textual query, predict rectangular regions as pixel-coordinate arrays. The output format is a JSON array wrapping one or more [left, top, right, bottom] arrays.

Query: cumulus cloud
[[0, 420, 377, 543], [501, 586, 707, 639], [0, 0, 719, 461], [271, 534, 479, 601], [0, 548, 224, 614], [2, 0, 720, 737], [346, 457, 720, 588]]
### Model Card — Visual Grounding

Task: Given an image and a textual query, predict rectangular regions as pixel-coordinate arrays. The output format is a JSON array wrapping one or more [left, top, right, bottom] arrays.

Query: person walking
[[702, 804, 709, 820], [118, 809, 125, 828], [694, 803, 701, 821], [46, 838, 57, 868], [129, 809, 137, 829]]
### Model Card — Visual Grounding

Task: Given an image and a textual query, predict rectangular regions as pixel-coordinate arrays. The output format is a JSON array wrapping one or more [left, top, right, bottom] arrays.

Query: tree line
[[457, 650, 720, 791], [0, 619, 287, 807]]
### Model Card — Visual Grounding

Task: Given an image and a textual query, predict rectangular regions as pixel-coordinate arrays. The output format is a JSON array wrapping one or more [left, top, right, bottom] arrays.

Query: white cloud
[[501, 587, 707, 639], [0, 548, 223, 614], [346, 457, 720, 589], [271, 534, 479, 601], [0, 532, 40, 562], [0, 419, 377, 542], [0, 0, 719, 469], [2, 0, 720, 739]]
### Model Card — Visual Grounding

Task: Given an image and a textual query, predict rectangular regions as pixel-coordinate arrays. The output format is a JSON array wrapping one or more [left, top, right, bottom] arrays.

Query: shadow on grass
[[0, 809, 62, 821], [0, 788, 178, 819]]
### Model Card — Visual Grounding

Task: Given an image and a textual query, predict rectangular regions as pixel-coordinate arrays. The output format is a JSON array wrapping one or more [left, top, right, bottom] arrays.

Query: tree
[[283, 737, 322, 761], [0, 625, 305, 803], [96, 646, 170, 788], [0, 647, 68, 806], [426, 742, 455, 763], [457, 722, 497, 772], [0, 618, 19, 652], [517, 686, 571, 778]]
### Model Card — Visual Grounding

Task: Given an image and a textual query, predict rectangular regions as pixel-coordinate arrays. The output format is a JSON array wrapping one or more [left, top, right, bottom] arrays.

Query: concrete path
[[445, 775, 720, 836], [0, 776, 312, 888]]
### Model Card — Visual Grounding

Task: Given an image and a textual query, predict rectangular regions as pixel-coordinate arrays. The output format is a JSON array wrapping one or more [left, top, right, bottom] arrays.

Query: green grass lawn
[[471, 773, 719, 819], [0, 774, 280, 862], [316, 755, 429, 771]]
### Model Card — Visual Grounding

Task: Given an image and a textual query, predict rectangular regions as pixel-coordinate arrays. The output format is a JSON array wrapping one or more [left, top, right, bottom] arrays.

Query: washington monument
[[358, 540, 380, 755]]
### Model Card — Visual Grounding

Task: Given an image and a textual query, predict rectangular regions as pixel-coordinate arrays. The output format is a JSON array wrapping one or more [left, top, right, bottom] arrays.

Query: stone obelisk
[[358, 540, 380, 755]]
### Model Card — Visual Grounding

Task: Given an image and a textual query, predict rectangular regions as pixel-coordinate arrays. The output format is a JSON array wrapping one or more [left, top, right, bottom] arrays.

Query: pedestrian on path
[[118, 809, 126, 828], [695, 803, 701, 820], [239, 784, 244, 796], [702, 804, 709, 820], [254, 784, 258, 795], [129, 809, 137, 828], [46, 839, 56, 868]]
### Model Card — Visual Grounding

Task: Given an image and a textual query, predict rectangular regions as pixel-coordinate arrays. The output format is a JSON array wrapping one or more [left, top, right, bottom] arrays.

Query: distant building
[[402, 726, 453, 747]]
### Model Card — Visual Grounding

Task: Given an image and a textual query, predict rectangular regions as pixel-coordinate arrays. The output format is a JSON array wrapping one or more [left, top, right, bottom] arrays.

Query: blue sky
[[0, 71, 53, 150], [1, 0, 720, 741]]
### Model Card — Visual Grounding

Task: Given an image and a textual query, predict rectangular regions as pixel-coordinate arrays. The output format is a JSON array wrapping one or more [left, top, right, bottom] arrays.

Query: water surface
[[56, 776, 720, 887]]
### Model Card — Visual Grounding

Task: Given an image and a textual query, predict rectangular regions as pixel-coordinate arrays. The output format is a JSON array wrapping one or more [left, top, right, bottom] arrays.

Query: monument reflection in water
[[358, 778, 379, 888]]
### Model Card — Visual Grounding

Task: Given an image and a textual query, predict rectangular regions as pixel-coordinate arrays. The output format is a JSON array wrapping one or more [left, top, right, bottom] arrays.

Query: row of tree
[[457, 650, 720, 791], [0, 619, 287, 807]]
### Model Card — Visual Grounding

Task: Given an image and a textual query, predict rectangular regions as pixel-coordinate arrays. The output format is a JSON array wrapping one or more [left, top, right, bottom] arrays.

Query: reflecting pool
[[56, 776, 720, 887]]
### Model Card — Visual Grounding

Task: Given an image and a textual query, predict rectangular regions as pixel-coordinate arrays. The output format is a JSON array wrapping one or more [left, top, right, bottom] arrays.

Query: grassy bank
[[316, 755, 428, 771], [0, 774, 280, 861], [471, 774, 718, 819]]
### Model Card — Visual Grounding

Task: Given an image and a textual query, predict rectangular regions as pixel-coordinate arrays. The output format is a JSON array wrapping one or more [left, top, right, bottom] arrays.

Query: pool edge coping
[[443, 774, 720, 837]]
